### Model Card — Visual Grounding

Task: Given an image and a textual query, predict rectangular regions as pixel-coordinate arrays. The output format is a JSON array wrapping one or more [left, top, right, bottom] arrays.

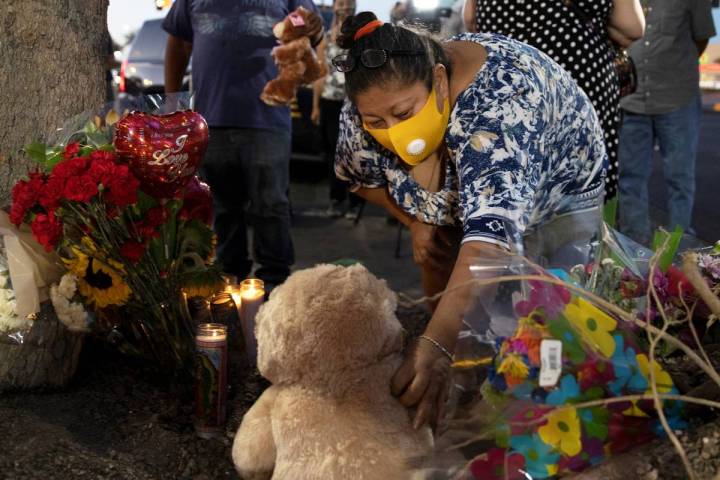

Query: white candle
[[239, 278, 264, 365]]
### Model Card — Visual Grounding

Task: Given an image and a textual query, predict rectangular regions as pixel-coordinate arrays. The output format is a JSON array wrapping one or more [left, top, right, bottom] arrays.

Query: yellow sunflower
[[63, 239, 131, 308]]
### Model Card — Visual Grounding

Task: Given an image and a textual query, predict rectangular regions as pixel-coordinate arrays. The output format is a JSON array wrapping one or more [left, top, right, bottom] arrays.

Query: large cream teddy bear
[[232, 264, 433, 479]]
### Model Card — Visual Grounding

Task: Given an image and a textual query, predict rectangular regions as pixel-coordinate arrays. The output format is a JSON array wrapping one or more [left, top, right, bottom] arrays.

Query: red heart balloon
[[180, 176, 213, 225], [113, 110, 209, 198]]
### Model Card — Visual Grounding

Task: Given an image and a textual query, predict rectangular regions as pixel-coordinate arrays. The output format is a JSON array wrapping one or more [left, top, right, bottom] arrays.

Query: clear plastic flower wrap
[[431, 257, 684, 480], [0, 210, 64, 344]]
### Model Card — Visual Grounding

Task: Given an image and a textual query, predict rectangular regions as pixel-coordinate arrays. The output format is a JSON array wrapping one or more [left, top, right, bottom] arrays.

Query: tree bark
[[0, 302, 84, 391], [0, 0, 109, 206]]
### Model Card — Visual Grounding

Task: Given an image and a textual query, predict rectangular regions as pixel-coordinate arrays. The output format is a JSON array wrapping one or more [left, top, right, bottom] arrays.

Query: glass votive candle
[[194, 323, 228, 438]]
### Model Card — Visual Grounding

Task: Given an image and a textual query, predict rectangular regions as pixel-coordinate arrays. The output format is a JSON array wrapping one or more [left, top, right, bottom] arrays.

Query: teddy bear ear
[[273, 22, 286, 39]]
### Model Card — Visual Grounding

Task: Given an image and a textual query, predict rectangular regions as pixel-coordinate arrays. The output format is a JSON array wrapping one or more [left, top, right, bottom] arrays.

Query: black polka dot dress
[[475, 0, 620, 199]]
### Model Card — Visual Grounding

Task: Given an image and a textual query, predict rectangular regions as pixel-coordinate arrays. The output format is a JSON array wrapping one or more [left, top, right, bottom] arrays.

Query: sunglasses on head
[[332, 49, 425, 73]]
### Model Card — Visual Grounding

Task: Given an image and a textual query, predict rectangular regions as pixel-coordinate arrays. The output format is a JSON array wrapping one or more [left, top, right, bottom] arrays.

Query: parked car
[[119, 19, 190, 96]]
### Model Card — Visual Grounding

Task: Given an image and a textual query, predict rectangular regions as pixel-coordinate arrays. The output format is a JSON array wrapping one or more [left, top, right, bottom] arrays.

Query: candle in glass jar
[[194, 323, 228, 439], [239, 278, 264, 365], [225, 285, 243, 316]]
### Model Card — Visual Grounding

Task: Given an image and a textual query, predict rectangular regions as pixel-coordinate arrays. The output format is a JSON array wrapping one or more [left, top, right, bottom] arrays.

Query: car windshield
[[128, 20, 167, 62]]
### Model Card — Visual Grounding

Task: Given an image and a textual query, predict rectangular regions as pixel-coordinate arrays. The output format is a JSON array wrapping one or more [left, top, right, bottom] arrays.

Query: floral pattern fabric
[[334, 33, 607, 248], [320, 35, 347, 102]]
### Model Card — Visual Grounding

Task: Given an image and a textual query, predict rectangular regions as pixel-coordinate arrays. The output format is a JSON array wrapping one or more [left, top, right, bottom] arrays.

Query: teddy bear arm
[[300, 49, 327, 84], [232, 386, 279, 479], [272, 41, 307, 64]]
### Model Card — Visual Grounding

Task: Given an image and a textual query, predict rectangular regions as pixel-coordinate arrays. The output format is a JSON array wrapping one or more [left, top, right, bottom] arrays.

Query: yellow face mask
[[364, 88, 450, 166]]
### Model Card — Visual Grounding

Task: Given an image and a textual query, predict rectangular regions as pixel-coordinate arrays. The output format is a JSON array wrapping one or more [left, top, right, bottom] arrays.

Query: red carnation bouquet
[[10, 109, 223, 374]]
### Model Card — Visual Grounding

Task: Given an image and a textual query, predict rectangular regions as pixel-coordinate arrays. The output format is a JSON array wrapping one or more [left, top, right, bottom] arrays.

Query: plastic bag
[[569, 223, 653, 295], [46, 92, 194, 147], [0, 211, 64, 344], [431, 258, 684, 480]]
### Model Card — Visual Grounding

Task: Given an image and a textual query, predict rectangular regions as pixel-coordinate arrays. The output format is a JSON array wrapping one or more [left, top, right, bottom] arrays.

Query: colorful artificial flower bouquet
[[9, 109, 223, 374], [461, 275, 684, 480]]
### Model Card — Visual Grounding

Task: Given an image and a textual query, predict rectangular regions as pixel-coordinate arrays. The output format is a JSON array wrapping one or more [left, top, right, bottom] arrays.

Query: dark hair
[[336, 12, 452, 100]]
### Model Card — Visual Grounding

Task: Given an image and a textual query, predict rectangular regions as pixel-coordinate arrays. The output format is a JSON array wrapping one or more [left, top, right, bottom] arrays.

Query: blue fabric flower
[[654, 416, 688, 436], [511, 382, 534, 400], [510, 434, 560, 479], [546, 375, 581, 406], [608, 334, 647, 395], [488, 366, 508, 391], [654, 400, 687, 436]]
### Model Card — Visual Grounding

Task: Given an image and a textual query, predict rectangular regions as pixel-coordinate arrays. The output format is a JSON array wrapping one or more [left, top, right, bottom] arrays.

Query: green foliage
[[652, 227, 683, 272], [82, 119, 113, 147], [24, 142, 47, 164], [602, 197, 618, 228], [179, 219, 215, 261]]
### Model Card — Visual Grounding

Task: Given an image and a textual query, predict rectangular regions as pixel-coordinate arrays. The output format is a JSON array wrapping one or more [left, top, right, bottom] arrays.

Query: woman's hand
[[392, 336, 452, 431], [409, 221, 452, 270]]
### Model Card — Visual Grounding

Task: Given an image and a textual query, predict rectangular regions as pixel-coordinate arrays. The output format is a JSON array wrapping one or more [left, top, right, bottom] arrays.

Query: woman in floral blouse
[[333, 12, 607, 429]]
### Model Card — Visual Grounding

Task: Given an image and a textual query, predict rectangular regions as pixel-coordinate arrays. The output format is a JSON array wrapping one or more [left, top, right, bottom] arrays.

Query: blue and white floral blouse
[[334, 33, 608, 249]]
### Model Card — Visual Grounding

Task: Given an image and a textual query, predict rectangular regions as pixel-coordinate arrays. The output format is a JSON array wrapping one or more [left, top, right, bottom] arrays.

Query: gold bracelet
[[419, 335, 453, 362]]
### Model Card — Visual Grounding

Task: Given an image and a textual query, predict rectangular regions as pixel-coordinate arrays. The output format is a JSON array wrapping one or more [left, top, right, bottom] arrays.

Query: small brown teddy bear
[[232, 264, 433, 479], [260, 7, 327, 106]]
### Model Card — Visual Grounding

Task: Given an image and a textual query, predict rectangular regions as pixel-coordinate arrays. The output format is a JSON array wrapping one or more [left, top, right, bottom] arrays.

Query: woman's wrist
[[418, 334, 454, 361], [422, 316, 460, 355]]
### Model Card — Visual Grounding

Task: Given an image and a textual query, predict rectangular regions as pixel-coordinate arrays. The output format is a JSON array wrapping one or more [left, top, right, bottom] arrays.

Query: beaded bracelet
[[419, 335, 453, 362]]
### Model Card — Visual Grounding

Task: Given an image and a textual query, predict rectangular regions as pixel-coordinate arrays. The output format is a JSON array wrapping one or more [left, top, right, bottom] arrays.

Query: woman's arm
[[418, 240, 504, 352], [311, 37, 327, 125], [354, 187, 415, 226], [392, 239, 507, 427], [609, 0, 645, 46], [356, 187, 452, 269], [462, 0, 477, 33]]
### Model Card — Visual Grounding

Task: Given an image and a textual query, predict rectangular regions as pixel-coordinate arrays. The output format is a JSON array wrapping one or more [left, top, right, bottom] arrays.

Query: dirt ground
[[0, 305, 430, 480], [1, 304, 719, 480]]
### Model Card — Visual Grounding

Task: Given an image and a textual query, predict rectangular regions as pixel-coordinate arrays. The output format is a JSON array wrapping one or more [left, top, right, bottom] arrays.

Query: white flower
[[50, 282, 89, 332], [57, 274, 78, 300], [0, 286, 31, 333]]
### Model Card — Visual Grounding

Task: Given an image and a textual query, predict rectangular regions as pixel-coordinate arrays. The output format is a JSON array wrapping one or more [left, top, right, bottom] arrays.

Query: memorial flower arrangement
[[9, 110, 224, 373]]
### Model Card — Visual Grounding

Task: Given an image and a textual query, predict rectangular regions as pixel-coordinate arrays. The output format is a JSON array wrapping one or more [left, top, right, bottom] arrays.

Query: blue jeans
[[618, 96, 701, 243], [201, 128, 294, 286]]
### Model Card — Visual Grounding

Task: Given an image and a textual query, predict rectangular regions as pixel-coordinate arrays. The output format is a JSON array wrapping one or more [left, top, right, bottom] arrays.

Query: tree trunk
[[0, 0, 109, 206], [0, 302, 84, 391]]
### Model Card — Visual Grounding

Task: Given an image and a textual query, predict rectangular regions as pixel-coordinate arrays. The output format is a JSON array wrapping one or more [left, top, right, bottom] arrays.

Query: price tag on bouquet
[[539, 339, 562, 387]]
